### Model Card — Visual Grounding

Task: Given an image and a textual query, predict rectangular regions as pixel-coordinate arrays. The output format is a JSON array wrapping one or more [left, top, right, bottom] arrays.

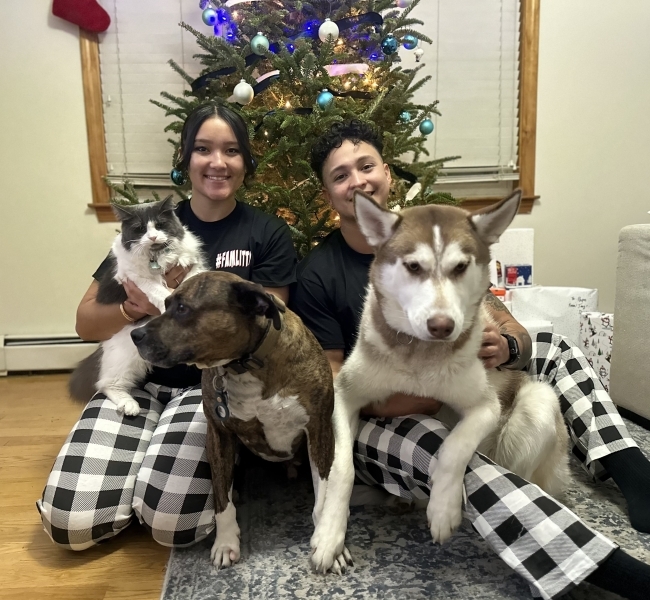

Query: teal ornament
[[170, 168, 187, 185], [403, 35, 418, 50], [419, 118, 434, 135], [317, 89, 334, 110], [251, 32, 270, 55], [381, 34, 399, 56], [202, 8, 217, 26], [399, 111, 411, 123]]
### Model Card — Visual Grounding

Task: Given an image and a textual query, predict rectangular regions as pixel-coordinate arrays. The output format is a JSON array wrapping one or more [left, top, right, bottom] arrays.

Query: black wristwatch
[[502, 334, 520, 366]]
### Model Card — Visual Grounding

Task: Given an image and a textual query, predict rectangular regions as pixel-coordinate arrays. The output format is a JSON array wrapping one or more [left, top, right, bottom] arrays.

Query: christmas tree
[[127, 0, 458, 257]]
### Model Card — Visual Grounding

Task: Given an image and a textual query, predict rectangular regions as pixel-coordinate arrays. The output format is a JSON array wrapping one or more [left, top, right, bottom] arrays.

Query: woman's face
[[187, 116, 246, 205]]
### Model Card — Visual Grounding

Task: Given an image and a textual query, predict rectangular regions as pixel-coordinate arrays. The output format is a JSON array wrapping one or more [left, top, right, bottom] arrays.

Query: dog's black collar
[[222, 297, 285, 376]]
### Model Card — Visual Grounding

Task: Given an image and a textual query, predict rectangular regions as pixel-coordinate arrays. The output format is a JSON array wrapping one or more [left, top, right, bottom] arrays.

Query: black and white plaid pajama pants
[[38, 333, 637, 599]]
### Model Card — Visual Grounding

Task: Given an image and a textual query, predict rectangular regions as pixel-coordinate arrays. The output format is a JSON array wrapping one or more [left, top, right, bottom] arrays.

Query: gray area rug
[[161, 419, 650, 600]]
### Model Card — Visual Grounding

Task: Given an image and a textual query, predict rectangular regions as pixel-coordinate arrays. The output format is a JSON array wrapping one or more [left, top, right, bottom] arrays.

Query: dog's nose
[[427, 316, 455, 339], [130, 327, 147, 346]]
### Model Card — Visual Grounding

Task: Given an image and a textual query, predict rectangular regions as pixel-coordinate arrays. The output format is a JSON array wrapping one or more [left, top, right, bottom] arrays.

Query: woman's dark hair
[[310, 119, 384, 182], [176, 103, 257, 183]]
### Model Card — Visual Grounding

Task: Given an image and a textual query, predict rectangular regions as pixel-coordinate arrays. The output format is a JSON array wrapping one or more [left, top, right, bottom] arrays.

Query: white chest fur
[[224, 372, 310, 457]]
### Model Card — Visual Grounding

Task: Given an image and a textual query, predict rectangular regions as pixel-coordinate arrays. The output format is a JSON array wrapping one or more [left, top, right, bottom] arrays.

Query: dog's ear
[[470, 189, 522, 245], [231, 281, 283, 329], [353, 190, 400, 248]]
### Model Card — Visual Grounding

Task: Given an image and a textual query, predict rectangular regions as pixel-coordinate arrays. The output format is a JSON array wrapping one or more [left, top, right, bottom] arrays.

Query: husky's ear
[[231, 281, 283, 330], [470, 189, 522, 245], [353, 191, 400, 248]]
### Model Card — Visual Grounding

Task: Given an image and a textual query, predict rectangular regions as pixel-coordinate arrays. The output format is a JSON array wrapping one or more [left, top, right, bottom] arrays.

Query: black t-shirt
[[290, 229, 373, 358], [93, 199, 297, 388]]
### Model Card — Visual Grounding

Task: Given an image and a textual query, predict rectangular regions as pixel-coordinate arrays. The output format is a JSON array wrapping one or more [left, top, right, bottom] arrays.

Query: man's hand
[[479, 323, 510, 368]]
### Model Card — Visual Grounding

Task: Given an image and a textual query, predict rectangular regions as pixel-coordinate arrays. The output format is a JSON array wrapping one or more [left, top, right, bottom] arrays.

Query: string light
[[285, 100, 291, 108]]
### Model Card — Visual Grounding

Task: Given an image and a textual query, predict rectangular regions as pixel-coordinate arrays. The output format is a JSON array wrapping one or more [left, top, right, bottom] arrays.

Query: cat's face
[[112, 197, 185, 251]]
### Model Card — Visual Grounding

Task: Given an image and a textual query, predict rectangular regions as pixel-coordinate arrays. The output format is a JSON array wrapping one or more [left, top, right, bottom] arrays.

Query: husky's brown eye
[[454, 262, 469, 275], [404, 261, 421, 273]]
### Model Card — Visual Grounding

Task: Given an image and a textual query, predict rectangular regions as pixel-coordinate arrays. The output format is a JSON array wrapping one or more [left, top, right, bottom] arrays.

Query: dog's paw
[[427, 486, 463, 544], [210, 534, 241, 570], [310, 527, 349, 574], [116, 398, 140, 417]]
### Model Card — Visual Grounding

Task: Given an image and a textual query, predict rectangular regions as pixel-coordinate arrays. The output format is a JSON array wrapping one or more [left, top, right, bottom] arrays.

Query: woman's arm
[[263, 286, 289, 305], [324, 348, 442, 418], [75, 265, 191, 342], [481, 292, 532, 370]]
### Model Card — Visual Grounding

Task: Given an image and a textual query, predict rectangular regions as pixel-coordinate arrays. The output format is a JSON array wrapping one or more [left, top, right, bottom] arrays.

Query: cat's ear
[[159, 195, 176, 213], [111, 202, 136, 222]]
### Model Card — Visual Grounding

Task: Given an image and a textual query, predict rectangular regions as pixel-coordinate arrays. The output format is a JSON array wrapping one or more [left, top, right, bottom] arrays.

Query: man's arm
[[482, 292, 532, 370], [325, 349, 442, 417]]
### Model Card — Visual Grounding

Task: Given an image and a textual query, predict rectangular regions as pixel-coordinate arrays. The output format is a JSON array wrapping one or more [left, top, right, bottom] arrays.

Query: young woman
[[38, 103, 297, 549]]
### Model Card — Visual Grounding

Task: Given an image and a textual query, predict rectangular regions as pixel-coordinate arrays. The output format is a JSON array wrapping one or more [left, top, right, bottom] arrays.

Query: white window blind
[[98, 0, 520, 182], [400, 0, 520, 181], [99, 0, 204, 178]]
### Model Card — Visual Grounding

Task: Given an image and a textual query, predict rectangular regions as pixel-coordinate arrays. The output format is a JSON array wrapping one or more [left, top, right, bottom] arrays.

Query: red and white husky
[[312, 190, 569, 571]]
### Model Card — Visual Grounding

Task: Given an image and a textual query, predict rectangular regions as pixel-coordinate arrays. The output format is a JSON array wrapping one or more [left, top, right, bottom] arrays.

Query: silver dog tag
[[212, 375, 230, 421]]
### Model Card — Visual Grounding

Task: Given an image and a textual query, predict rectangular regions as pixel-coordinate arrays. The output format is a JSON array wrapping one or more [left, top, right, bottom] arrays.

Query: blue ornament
[[217, 8, 229, 23], [400, 111, 411, 123], [170, 168, 187, 186], [403, 35, 418, 50], [419, 118, 434, 135], [202, 8, 217, 26], [317, 89, 334, 110], [251, 32, 270, 55], [199, 0, 210, 9], [286, 42, 295, 54], [381, 34, 399, 56]]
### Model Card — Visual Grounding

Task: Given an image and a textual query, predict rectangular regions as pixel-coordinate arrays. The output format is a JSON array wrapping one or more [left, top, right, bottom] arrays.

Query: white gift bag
[[509, 286, 598, 344]]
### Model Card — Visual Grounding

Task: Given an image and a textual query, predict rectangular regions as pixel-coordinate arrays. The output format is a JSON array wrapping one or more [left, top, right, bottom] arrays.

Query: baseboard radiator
[[0, 335, 98, 375]]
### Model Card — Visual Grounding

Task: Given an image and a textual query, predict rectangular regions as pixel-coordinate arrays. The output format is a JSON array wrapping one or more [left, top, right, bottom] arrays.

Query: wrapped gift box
[[509, 286, 598, 344], [580, 312, 614, 391], [490, 228, 534, 287]]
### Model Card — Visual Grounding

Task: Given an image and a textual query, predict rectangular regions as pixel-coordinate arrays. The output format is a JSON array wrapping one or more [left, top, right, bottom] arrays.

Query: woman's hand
[[123, 280, 161, 318], [164, 264, 194, 289], [479, 323, 510, 368]]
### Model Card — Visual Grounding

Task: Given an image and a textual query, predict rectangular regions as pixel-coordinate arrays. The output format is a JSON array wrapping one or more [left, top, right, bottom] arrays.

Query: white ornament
[[405, 182, 422, 202], [414, 48, 424, 62], [396, 0, 414, 7], [318, 18, 339, 43], [232, 79, 254, 105]]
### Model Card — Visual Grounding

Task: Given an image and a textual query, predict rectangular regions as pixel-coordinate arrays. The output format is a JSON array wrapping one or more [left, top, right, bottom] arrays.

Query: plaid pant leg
[[133, 385, 215, 547], [36, 386, 164, 550], [355, 415, 618, 600], [527, 332, 638, 480]]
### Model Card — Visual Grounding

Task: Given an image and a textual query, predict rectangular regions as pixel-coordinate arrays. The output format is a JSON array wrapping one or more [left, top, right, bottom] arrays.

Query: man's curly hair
[[310, 119, 384, 182]]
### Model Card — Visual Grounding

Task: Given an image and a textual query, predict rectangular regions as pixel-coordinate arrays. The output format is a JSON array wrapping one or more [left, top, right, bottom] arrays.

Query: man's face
[[321, 140, 392, 223]]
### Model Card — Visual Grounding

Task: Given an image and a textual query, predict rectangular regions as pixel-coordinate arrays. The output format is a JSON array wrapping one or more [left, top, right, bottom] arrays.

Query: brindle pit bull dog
[[131, 271, 353, 574]]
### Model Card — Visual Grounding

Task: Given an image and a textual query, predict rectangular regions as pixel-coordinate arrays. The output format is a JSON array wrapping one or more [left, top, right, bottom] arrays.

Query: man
[[290, 119, 650, 600]]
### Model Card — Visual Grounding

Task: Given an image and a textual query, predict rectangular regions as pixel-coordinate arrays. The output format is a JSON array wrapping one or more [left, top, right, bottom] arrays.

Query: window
[[81, 0, 539, 221]]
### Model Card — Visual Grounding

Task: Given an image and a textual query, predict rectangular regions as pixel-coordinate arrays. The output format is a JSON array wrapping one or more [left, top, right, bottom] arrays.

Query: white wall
[[1, 1, 648, 338], [512, 0, 650, 313], [0, 2, 116, 336]]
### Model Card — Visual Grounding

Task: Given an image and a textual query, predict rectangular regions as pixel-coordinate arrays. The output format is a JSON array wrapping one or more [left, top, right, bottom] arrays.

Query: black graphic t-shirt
[[93, 199, 297, 388], [290, 229, 373, 358]]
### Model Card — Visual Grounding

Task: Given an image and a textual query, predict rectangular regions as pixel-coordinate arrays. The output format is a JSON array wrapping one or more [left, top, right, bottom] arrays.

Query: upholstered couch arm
[[609, 224, 650, 420]]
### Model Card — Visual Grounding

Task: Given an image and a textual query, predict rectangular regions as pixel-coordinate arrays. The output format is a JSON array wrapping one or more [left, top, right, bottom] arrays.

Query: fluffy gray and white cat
[[69, 196, 205, 416]]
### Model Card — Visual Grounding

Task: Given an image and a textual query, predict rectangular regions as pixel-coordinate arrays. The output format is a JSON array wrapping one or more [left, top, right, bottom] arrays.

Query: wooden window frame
[[80, 0, 540, 222]]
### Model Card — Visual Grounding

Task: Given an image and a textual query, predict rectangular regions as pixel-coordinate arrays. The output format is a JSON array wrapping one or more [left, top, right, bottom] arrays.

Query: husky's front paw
[[427, 484, 463, 544], [116, 398, 140, 416], [210, 533, 241, 569], [310, 526, 350, 574]]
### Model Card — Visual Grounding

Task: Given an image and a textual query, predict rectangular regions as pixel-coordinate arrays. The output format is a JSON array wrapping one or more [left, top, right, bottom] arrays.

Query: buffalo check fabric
[[528, 333, 638, 480], [354, 415, 617, 600], [37, 383, 215, 549]]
